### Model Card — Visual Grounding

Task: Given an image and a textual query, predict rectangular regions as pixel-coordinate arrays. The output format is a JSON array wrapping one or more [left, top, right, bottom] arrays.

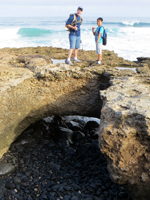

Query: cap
[[78, 6, 83, 11]]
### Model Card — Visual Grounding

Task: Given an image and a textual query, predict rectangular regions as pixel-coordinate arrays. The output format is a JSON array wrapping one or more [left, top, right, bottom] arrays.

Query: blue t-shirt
[[66, 14, 82, 36], [95, 26, 104, 43]]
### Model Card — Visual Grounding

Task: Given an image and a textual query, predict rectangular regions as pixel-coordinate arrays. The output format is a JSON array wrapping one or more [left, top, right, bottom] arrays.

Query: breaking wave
[[17, 28, 56, 37]]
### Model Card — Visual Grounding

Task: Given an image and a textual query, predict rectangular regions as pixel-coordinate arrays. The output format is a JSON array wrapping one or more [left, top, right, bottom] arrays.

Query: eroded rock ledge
[[99, 73, 150, 199], [0, 47, 150, 200]]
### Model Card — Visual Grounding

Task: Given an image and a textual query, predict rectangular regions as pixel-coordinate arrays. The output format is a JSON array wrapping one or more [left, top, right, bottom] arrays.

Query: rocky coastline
[[0, 46, 150, 200]]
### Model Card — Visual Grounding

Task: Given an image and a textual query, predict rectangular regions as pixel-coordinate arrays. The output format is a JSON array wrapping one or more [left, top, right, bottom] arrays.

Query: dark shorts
[[69, 35, 80, 49]]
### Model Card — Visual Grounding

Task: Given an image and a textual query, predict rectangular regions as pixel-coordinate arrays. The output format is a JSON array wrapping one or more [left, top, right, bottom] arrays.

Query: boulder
[[0, 162, 16, 176], [99, 76, 150, 200]]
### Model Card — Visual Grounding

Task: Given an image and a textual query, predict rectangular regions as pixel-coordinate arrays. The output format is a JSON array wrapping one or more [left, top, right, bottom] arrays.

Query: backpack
[[65, 14, 83, 31], [100, 26, 107, 45]]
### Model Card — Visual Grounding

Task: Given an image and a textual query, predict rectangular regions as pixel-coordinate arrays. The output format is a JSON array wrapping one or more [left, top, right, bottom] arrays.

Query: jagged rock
[[49, 162, 61, 171], [85, 121, 100, 131], [136, 57, 150, 70], [66, 121, 84, 131], [99, 76, 150, 200], [137, 57, 150, 63], [72, 131, 85, 142], [89, 129, 99, 139]]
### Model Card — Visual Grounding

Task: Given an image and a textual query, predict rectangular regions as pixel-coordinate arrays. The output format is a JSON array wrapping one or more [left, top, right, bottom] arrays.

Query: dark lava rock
[[5, 182, 16, 189], [49, 162, 61, 170], [27, 196, 33, 200], [14, 177, 22, 184], [89, 129, 98, 139], [76, 144, 89, 156], [41, 193, 48, 199], [73, 131, 85, 141], [63, 195, 71, 200], [71, 196, 79, 200], [137, 57, 150, 62], [84, 121, 99, 131], [0, 179, 7, 195], [67, 121, 84, 131], [0, 162, 15, 176], [53, 126, 73, 144]]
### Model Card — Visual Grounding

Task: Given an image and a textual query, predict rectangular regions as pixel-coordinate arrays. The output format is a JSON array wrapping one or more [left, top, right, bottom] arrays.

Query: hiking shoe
[[65, 60, 73, 65], [73, 59, 81, 63]]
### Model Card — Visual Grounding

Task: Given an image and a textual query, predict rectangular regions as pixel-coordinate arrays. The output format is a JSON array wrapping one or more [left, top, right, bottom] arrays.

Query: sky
[[0, 0, 150, 17]]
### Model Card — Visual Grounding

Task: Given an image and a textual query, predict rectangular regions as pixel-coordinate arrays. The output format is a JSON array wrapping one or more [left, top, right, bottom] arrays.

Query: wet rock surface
[[0, 116, 132, 200]]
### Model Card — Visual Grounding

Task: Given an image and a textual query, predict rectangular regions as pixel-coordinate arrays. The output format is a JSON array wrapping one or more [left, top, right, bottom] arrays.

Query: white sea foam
[[122, 21, 137, 26], [0, 27, 20, 48]]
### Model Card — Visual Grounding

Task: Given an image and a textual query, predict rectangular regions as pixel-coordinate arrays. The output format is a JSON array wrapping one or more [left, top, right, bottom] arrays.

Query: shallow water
[[51, 59, 65, 64], [115, 67, 137, 73]]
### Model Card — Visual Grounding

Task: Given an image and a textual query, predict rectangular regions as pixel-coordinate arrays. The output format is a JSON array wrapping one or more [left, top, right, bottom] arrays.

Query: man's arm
[[66, 24, 78, 31], [66, 15, 78, 31]]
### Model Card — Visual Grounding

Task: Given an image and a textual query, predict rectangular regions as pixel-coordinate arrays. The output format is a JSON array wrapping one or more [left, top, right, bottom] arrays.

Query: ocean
[[0, 17, 150, 61]]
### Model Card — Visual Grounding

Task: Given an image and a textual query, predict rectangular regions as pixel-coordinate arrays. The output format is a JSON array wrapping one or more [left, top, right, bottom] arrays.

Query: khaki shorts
[[96, 43, 102, 54]]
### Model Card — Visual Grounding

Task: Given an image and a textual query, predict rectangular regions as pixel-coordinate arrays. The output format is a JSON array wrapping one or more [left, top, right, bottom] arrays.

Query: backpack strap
[[71, 14, 82, 26], [70, 14, 77, 26], [79, 17, 83, 25], [99, 26, 104, 36]]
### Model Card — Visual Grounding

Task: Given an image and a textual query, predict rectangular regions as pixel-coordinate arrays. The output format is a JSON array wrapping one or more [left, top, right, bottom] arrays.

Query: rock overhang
[[0, 47, 112, 158]]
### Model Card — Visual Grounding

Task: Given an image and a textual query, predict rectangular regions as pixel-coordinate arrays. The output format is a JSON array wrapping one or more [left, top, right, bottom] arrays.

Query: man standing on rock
[[65, 6, 83, 65]]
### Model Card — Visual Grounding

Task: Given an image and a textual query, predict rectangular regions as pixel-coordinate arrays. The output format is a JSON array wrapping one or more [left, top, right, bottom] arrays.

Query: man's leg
[[66, 49, 73, 65], [73, 36, 81, 63], [66, 35, 75, 65], [68, 49, 74, 59]]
